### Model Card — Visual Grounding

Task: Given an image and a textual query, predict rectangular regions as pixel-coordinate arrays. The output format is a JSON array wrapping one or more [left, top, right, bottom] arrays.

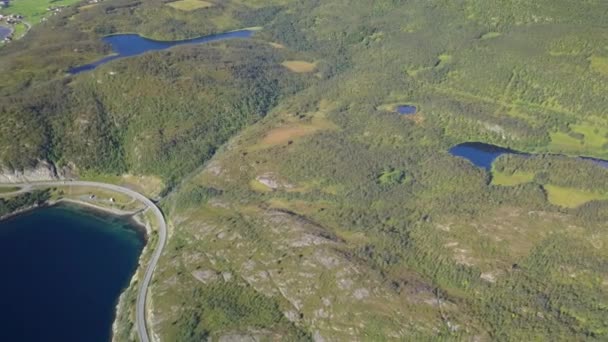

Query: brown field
[[281, 60, 316, 73], [269, 42, 285, 49], [261, 126, 319, 145], [408, 114, 425, 124], [79, 3, 98, 9], [257, 111, 337, 149]]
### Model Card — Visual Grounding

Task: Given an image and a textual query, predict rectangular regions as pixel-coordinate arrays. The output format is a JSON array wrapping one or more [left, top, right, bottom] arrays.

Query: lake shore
[[53, 198, 149, 237], [0, 196, 148, 235]]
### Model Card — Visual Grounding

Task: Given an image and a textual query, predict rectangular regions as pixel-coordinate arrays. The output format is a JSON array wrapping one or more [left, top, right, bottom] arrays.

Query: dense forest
[[2, 0, 608, 340], [0, 190, 50, 217]]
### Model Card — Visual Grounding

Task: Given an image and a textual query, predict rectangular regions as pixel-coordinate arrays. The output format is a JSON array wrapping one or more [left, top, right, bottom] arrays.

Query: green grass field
[[548, 122, 608, 158], [544, 184, 608, 208], [0, 187, 19, 194], [166, 0, 214, 11], [0, 0, 82, 23], [590, 56, 608, 76], [491, 170, 535, 186]]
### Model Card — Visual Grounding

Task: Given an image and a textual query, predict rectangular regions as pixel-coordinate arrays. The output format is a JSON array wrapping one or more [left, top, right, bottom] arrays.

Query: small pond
[[0, 25, 12, 40], [396, 105, 417, 115], [449, 142, 522, 170]]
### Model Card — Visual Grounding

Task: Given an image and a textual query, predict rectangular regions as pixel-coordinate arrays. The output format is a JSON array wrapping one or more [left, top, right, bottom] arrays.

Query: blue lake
[[70, 29, 254, 74], [449, 142, 521, 170], [449, 142, 608, 171], [0, 205, 144, 342], [396, 105, 417, 115]]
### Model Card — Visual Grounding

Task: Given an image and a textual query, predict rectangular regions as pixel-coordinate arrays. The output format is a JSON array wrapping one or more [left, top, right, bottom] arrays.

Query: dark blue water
[[449, 142, 608, 171], [396, 105, 417, 115], [0, 26, 11, 40], [0, 205, 144, 342], [70, 29, 254, 74], [449, 142, 523, 170]]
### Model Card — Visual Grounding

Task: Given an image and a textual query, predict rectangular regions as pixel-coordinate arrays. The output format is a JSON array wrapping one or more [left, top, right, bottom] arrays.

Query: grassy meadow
[[166, 0, 214, 11], [0, 0, 82, 23], [0, 187, 19, 194]]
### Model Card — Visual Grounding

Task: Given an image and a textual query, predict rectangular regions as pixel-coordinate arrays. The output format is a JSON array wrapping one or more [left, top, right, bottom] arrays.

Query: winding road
[[0, 180, 166, 342]]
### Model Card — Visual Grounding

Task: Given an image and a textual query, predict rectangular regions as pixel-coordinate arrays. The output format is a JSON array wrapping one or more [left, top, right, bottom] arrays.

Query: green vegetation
[[491, 170, 534, 186], [175, 185, 221, 209], [0, 0, 81, 23], [0, 38, 306, 187], [377, 168, 407, 185], [11, 22, 27, 37], [544, 184, 608, 208], [0, 190, 50, 217], [166, 0, 214, 12], [590, 56, 608, 76], [0, 187, 19, 193], [175, 282, 309, 341], [549, 122, 608, 157], [2, 0, 608, 340]]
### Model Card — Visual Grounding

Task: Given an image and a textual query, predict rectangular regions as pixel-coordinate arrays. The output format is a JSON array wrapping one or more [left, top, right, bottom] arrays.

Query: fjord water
[[0, 205, 144, 342], [70, 29, 254, 74]]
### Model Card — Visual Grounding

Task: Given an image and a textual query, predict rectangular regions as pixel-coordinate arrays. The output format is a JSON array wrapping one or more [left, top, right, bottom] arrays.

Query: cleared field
[[252, 109, 337, 150], [166, 0, 214, 11], [491, 170, 535, 186], [549, 123, 608, 157], [0, 187, 19, 194], [248, 179, 273, 193], [58, 186, 133, 204], [549, 131, 583, 152], [544, 184, 608, 208], [120, 174, 164, 198], [50, 185, 145, 213], [262, 126, 319, 145], [268, 42, 285, 49], [0, 0, 81, 23], [281, 60, 316, 73], [590, 56, 608, 76], [480, 32, 501, 40]]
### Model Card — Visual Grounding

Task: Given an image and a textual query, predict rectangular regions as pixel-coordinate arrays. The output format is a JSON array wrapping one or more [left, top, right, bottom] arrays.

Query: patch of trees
[[1, 40, 307, 183], [175, 282, 311, 341], [0, 190, 50, 217], [234, 5, 283, 27], [176, 186, 222, 209], [494, 154, 608, 193]]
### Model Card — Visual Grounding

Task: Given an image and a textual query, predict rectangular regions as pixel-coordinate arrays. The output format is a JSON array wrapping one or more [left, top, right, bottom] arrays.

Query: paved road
[[0, 181, 166, 342]]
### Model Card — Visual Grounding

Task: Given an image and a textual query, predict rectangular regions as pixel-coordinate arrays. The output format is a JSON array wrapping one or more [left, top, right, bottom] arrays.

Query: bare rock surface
[[0, 161, 60, 183]]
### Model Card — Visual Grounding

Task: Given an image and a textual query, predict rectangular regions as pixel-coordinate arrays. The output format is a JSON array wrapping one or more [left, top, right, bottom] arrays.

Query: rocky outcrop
[[0, 161, 62, 183], [255, 173, 294, 190]]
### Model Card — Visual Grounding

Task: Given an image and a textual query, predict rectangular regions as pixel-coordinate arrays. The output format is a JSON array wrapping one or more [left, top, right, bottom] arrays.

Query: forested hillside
[[3, 0, 608, 340]]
